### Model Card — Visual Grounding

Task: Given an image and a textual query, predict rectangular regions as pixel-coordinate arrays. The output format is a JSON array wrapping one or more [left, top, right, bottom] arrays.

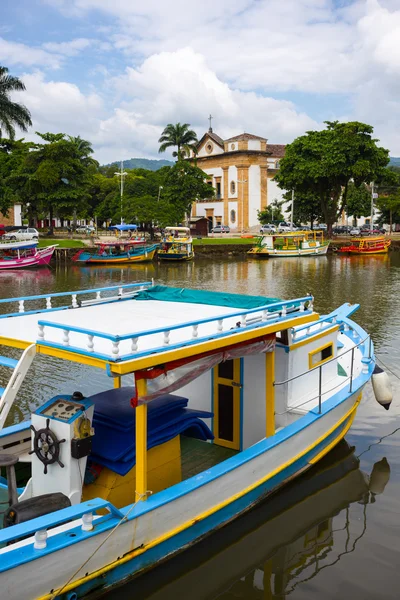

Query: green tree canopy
[[0, 66, 32, 139], [346, 183, 371, 220], [275, 121, 389, 234], [163, 160, 214, 221], [158, 123, 198, 160], [0, 138, 32, 215], [7, 132, 95, 232], [257, 199, 285, 224]]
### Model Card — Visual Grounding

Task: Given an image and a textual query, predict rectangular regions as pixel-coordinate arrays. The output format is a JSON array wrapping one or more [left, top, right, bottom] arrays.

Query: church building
[[189, 127, 286, 232]]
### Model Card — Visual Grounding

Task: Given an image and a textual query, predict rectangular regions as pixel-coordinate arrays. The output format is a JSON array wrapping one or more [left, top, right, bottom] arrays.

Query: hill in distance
[[106, 158, 174, 171], [389, 157, 400, 167]]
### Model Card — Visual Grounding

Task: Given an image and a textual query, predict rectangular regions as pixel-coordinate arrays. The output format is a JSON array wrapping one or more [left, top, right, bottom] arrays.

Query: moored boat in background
[[248, 230, 330, 258], [339, 236, 391, 255], [158, 227, 194, 261], [72, 240, 158, 264], [0, 240, 57, 270]]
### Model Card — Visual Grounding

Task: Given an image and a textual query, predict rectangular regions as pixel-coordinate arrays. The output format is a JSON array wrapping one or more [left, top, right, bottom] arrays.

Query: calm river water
[[1, 253, 400, 599]]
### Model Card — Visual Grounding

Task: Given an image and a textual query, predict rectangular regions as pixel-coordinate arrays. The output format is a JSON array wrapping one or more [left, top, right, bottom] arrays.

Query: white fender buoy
[[369, 457, 391, 497], [372, 365, 393, 410]]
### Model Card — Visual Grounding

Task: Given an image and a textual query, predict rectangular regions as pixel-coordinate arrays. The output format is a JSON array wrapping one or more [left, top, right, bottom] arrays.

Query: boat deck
[[181, 437, 238, 480]]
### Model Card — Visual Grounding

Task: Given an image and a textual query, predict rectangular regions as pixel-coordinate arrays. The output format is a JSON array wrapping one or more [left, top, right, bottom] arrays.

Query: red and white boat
[[0, 241, 57, 270]]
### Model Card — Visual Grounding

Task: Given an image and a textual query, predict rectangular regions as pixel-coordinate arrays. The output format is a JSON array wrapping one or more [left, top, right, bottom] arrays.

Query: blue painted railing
[[37, 296, 314, 362], [0, 282, 153, 319]]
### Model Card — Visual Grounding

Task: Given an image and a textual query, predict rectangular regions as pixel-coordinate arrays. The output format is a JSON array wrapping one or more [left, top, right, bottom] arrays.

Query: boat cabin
[[159, 227, 194, 260]]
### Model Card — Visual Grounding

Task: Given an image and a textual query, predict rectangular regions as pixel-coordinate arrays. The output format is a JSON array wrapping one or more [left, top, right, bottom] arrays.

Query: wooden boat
[[339, 236, 391, 255], [248, 230, 330, 258], [158, 227, 194, 261], [72, 240, 158, 264], [0, 281, 382, 599], [0, 240, 57, 270]]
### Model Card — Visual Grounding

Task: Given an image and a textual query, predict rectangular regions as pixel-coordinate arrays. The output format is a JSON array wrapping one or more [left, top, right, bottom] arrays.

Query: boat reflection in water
[[108, 441, 390, 600]]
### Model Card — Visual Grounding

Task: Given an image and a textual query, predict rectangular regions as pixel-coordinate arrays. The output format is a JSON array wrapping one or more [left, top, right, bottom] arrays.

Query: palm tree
[[158, 123, 198, 160], [67, 135, 97, 167], [0, 66, 32, 139]]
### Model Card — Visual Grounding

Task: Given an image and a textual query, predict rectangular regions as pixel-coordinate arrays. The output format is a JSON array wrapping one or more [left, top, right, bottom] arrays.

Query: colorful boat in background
[[72, 240, 158, 264], [248, 230, 330, 258], [339, 236, 391, 255], [158, 226, 194, 261], [0, 240, 57, 270]]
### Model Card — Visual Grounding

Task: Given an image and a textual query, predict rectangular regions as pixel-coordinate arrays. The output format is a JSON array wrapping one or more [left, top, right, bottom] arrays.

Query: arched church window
[[230, 209, 236, 223], [230, 181, 236, 194]]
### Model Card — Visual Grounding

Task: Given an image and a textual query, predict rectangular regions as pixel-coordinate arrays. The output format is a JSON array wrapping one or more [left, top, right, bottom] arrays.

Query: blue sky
[[1, 0, 400, 163]]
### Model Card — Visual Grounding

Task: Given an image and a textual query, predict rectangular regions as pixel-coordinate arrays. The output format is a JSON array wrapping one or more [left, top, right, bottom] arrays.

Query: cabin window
[[230, 209, 236, 223], [218, 360, 234, 380], [276, 330, 289, 345], [309, 343, 333, 369], [230, 181, 236, 195], [217, 385, 234, 441]]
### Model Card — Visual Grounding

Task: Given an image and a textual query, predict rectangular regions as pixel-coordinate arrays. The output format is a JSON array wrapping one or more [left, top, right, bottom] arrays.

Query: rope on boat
[[49, 491, 151, 600]]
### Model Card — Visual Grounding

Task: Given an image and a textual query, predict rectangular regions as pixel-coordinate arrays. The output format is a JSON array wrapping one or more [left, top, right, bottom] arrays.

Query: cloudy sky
[[1, 0, 400, 163]]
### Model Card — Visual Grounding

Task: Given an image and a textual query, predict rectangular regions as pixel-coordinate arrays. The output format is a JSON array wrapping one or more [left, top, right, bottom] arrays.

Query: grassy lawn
[[193, 237, 256, 245], [38, 239, 87, 248]]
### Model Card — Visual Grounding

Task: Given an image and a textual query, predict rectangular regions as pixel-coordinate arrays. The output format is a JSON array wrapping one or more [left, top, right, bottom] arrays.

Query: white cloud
[[0, 37, 62, 69], [42, 38, 93, 57], [20, 71, 104, 140]]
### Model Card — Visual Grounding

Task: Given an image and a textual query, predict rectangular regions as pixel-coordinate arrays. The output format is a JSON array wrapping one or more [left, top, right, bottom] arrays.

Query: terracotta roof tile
[[266, 144, 286, 157], [225, 132, 267, 142]]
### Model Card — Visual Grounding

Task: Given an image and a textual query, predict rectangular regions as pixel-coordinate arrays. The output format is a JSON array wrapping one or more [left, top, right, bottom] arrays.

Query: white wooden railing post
[[192, 325, 198, 339], [38, 324, 45, 341], [163, 330, 170, 345], [46, 297, 52, 310], [240, 315, 247, 328], [18, 300, 24, 313], [87, 335, 94, 353], [217, 319, 223, 333], [111, 341, 120, 359], [81, 512, 93, 532], [96, 291, 101, 301], [72, 294, 78, 308], [62, 329, 70, 346], [131, 337, 138, 352]]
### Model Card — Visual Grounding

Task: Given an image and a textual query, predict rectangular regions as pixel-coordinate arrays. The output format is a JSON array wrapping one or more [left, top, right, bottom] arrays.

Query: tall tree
[[257, 199, 285, 225], [0, 66, 32, 139], [275, 121, 389, 235], [163, 160, 214, 221], [158, 123, 198, 160], [8, 132, 94, 233], [0, 138, 31, 215]]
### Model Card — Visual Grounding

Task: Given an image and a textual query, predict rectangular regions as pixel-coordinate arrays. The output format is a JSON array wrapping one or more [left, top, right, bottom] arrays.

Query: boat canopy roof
[[108, 224, 138, 231], [94, 240, 145, 247], [0, 282, 317, 373], [164, 227, 190, 233], [0, 240, 38, 250], [353, 236, 386, 242]]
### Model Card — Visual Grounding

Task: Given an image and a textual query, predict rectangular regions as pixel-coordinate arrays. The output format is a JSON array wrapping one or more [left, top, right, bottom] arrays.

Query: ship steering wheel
[[29, 419, 66, 475]]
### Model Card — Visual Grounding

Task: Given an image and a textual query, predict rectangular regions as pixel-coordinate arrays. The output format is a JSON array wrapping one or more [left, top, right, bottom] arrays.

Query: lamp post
[[157, 186, 163, 202], [290, 189, 294, 230], [115, 161, 127, 225], [370, 183, 378, 232], [238, 178, 247, 234]]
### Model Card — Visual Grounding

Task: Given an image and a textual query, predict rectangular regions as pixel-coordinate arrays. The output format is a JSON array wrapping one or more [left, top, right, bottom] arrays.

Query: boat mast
[[115, 161, 128, 225], [290, 190, 294, 230]]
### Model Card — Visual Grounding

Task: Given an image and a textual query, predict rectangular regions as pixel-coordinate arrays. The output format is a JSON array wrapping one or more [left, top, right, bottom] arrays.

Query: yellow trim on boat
[[135, 380, 148, 501], [109, 314, 318, 375], [265, 351, 275, 437], [290, 326, 339, 350], [36, 345, 108, 370], [308, 341, 334, 369], [39, 393, 361, 600], [0, 336, 30, 350]]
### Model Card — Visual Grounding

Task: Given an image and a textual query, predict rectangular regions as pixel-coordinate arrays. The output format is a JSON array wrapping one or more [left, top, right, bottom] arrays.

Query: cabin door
[[213, 358, 242, 450]]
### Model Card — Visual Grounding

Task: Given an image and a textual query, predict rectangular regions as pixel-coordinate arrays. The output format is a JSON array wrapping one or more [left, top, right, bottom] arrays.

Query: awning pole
[[266, 350, 275, 437], [135, 379, 148, 501]]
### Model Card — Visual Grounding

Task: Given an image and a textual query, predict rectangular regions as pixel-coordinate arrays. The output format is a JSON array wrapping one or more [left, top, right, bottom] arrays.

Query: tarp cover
[[134, 285, 281, 310], [108, 224, 138, 231]]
